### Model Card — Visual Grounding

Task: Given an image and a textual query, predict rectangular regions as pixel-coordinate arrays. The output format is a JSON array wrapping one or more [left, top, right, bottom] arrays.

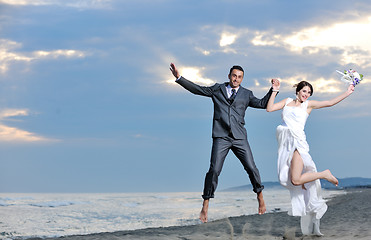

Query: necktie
[[229, 89, 236, 103]]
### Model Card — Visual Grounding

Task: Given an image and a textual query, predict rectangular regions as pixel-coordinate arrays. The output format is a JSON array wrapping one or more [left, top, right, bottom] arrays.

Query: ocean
[[0, 188, 344, 239]]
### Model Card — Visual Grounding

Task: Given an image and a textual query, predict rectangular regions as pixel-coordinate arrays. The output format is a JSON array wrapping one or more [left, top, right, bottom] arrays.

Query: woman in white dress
[[267, 79, 354, 236]]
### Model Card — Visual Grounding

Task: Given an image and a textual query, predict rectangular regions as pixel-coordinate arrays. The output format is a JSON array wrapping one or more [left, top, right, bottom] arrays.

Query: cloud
[[195, 47, 211, 56], [33, 49, 86, 59], [251, 31, 281, 47], [189, 25, 251, 56], [0, 109, 28, 119], [166, 66, 215, 86], [0, 124, 48, 142], [251, 16, 371, 66], [283, 17, 371, 52], [0, 0, 112, 9], [0, 38, 86, 74], [281, 75, 342, 94], [0, 39, 33, 73], [219, 33, 237, 47], [0, 108, 55, 143], [191, 17, 371, 70]]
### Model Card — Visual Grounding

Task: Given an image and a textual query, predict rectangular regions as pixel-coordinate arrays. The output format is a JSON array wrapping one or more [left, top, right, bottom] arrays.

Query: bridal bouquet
[[336, 69, 363, 86]]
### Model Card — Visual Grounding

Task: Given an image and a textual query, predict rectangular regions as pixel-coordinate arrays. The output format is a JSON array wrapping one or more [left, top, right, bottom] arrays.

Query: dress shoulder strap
[[285, 98, 293, 106], [302, 100, 309, 109]]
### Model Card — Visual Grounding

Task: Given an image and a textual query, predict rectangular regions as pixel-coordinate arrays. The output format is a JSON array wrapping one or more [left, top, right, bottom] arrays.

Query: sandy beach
[[29, 187, 371, 240]]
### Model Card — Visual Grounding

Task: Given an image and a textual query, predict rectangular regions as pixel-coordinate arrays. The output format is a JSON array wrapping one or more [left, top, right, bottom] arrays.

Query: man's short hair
[[229, 65, 244, 75]]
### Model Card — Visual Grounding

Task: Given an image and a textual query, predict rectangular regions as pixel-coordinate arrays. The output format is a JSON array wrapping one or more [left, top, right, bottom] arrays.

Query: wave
[[0, 196, 34, 201], [29, 201, 85, 208], [0, 200, 11, 206]]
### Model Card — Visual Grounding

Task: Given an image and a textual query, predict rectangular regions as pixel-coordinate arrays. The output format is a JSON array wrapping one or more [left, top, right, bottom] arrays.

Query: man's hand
[[271, 78, 280, 91], [170, 63, 180, 79]]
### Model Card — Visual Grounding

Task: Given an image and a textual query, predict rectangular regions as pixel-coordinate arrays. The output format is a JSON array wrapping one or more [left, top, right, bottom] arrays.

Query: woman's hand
[[271, 78, 280, 91], [347, 84, 355, 95]]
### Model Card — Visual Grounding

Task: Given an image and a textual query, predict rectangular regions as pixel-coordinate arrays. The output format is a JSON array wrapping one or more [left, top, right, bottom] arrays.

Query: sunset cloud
[[0, 109, 54, 143], [0, 38, 86, 74], [166, 66, 215, 86]]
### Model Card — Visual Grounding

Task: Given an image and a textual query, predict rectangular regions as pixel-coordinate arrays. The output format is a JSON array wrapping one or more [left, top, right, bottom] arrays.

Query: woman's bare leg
[[290, 150, 338, 186]]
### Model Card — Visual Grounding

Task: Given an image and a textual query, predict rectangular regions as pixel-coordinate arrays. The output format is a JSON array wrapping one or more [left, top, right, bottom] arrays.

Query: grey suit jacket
[[176, 76, 273, 139]]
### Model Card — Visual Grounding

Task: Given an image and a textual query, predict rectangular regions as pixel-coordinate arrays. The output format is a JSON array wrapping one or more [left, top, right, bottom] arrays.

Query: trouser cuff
[[253, 185, 264, 193], [202, 194, 214, 200]]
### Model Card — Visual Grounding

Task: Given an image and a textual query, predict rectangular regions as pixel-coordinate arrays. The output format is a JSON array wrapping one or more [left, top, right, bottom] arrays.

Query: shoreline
[[27, 187, 371, 240]]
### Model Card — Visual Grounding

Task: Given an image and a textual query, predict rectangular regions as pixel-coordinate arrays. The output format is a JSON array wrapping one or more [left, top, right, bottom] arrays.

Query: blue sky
[[0, 0, 370, 193]]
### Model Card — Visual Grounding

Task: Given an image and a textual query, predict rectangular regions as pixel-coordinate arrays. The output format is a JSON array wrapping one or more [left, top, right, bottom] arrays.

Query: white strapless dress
[[276, 98, 327, 235]]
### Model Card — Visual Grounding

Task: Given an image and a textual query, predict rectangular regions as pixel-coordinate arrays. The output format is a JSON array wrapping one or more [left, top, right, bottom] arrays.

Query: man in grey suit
[[170, 63, 279, 223]]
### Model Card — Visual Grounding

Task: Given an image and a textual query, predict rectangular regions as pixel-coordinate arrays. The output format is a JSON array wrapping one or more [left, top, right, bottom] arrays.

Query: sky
[[0, 0, 370, 193]]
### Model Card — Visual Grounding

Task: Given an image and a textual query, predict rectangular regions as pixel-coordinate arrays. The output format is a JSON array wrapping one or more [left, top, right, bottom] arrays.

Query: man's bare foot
[[199, 199, 209, 223], [257, 192, 266, 215], [323, 169, 338, 186]]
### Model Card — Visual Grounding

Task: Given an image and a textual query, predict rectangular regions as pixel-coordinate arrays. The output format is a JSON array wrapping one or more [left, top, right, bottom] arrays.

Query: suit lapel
[[231, 86, 245, 106], [221, 83, 229, 101]]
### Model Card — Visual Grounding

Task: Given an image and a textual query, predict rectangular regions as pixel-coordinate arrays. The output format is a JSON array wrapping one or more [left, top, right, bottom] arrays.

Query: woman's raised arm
[[308, 84, 354, 110], [266, 79, 286, 112]]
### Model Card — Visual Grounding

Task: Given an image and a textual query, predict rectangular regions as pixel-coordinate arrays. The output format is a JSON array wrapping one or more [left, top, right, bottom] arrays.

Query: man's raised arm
[[170, 63, 214, 97]]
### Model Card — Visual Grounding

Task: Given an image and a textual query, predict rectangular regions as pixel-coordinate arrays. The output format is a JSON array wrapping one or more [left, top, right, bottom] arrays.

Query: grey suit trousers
[[202, 135, 264, 200]]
